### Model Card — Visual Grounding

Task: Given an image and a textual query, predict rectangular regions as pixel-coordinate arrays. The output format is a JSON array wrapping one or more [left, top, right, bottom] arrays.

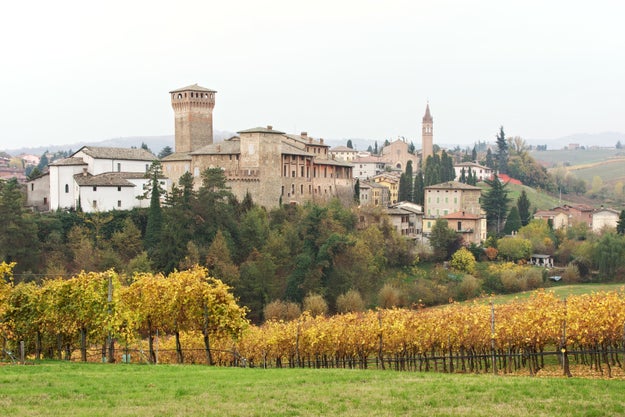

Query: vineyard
[[2, 262, 625, 378]]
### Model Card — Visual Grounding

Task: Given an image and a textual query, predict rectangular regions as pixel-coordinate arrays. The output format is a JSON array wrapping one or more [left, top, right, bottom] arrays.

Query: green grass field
[[1, 362, 625, 416], [567, 159, 625, 185], [530, 148, 625, 167], [477, 181, 569, 211], [474, 283, 625, 305]]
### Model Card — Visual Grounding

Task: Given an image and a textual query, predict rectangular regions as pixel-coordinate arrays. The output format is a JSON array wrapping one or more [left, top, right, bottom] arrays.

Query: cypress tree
[[517, 190, 531, 226]]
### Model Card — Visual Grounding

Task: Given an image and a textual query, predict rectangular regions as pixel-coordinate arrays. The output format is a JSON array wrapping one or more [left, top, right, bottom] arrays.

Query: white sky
[[1, 0, 624, 150]]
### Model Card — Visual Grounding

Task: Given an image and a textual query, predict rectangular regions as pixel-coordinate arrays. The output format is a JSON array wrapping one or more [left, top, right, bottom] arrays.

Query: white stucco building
[[27, 146, 164, 213]]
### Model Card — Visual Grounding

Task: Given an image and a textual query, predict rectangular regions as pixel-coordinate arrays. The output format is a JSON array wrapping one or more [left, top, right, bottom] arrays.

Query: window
[[300, 184, 303, 194], [117, 163, 121, 172], [93, 186, 97, 191], [458, 221, 462, 231], [92, 200, 97, 208], [65, 184, 69, 193], [31, 183, 34, 191], [117, 200, 122, 208], [118, 186, 122, 192]]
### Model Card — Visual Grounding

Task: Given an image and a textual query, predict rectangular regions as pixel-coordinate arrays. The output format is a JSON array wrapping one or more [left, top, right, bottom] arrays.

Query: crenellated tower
[[170, 84, 216, 153], [421, 103, 433, 164]]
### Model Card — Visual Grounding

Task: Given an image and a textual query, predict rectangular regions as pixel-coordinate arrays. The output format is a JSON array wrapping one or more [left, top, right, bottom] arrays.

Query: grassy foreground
[[1, 363, 624, 416]]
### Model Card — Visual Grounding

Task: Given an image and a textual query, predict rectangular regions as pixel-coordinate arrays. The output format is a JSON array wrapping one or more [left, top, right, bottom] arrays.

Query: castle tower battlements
[[170, 84, 216, 153]]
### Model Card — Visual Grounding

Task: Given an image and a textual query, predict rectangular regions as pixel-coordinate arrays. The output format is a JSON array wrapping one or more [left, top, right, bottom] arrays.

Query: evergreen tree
[[366, 145, 373, 153], [413, 171, 424, 205], [495, 126, 508, 174], [354, 179, 360, 203], [503, 206, 522, 235], [485, 148, 495, 169], [440, 150, 455, 182], [424, 154, 441, 186], [459, 167, 467, 183], [405, 160, 414, 201], [482, 175, 511, 236], [158, 146, 173, 159], [0, 178, 39, 275], [373, 141, 378, 155], [471, 146, 477, 162], [617, 210, 625, 235], [517, 190, 531, 226], [143, 161, 165, 255], [408, 141, 416, 155], [346, 139, 353, 149], [398, 174, 409, 202]]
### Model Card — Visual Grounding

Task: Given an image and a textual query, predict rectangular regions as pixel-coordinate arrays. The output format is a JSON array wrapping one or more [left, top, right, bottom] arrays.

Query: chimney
[[301, 132, 307, 138], [267, 125, 273, 130], [82, 167, 88, 176], [320, 138, 324, 145]]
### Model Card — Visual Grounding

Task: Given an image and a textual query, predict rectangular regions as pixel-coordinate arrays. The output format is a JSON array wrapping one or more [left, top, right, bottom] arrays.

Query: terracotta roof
[[191, 140, 241, 155], [283, 133, 328, 147], [75, 146, 156, 161], [50, 157, 88, 166], [74, 172, 145, 187], [313, 157, 353, 167], [442, 211, 481, 220], [238, 126, 285, 135], [161, 152, 192, 161], [425, 181, 481, 191], [353, 156, 390, 164], [330, 146, 357, 152], [534, 210, 562, 217], [281, 142, 311, 157], [169, 84, 217, 93]]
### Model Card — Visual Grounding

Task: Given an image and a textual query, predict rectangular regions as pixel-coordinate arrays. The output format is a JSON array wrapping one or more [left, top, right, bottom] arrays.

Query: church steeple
[[421, 103, 433, 164]]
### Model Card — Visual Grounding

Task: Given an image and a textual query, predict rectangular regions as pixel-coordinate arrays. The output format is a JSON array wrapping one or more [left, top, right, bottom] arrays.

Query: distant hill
[[525, 132, 625, 150]]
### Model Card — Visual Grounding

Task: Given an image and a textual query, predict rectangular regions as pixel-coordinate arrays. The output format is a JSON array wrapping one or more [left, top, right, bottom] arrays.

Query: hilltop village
[[0, 83, 622, 322], [24, 84, 621, 247]]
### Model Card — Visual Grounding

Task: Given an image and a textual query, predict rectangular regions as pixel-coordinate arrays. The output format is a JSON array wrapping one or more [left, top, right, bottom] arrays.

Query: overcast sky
[[1, 0, 623, 151]]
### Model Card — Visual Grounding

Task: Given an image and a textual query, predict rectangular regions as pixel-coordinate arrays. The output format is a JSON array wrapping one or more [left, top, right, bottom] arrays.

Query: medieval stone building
[[161, 84, 354, 208]]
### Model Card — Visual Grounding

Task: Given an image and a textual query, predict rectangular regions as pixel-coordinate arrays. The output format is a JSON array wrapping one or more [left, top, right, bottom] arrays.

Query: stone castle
[[161, 84, 354, 208]]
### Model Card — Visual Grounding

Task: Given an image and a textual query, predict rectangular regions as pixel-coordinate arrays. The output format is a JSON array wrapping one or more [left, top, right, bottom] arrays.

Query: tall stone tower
[[421, 103, 433, 164], [170, 84, 216, 153]]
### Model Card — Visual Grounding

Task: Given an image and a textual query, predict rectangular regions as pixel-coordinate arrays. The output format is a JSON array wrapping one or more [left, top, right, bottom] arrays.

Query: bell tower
[[421, 103, 433, 164], [170, 84, 216, 153]]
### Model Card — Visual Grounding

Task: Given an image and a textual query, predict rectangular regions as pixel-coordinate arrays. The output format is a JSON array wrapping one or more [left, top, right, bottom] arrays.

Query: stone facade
[[533, 210, 569, 229], [381, 140, 419, 172], [170, 84, 216, 154], [591, 208, 619, 232], [162, 85, 354, 209], [423, 181, 484, 238]]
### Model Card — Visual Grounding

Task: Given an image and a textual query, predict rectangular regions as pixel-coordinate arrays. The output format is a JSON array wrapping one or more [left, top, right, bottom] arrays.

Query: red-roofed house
[[442, 211, 487, 245]]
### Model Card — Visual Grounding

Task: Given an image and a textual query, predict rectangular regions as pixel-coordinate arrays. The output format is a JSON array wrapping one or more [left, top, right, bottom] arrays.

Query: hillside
[[477, 181, 571, 211], [529, 148, 625, 168]]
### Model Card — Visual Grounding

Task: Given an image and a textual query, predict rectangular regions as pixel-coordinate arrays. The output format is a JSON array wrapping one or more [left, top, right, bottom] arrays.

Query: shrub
[[336, 289, 365, 313], [263, 300, 301, 321], [302, 293, 328, 317], [455, 275, 480, 301], [378, 284, 405, 308], [450, 247, 477, 274], [484, 247, 498, 261], [562, 263, 581, 283]]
